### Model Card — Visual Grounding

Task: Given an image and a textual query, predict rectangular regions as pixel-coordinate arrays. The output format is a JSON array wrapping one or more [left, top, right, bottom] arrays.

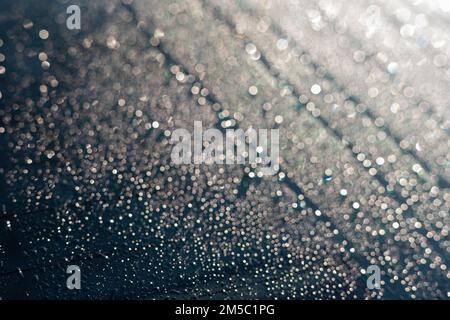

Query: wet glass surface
[[0, 0, 449, 299]]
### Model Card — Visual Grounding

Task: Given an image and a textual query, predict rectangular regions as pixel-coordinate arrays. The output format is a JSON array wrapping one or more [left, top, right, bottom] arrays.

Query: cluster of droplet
[[0, 0, 448, 299]]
